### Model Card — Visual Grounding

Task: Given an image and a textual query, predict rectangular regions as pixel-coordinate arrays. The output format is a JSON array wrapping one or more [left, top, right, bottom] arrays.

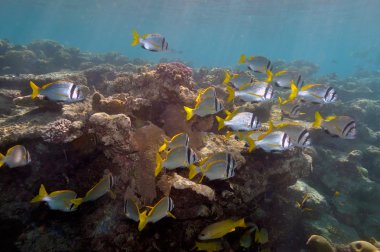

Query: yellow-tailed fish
[[272, 70, 304, 89], [216, 111, 261, 131], [158, 132, 189, 153], [223, 71, 252, 89], [184, 96, 223, 121], [29, 81, 84, 102], [238, 54, 273, 74], [71, 173, 114, 206], [155, 146, 198, 176], [247, 130, 292, 153], [313, 112, 356, 139], [31, 184, 78, 212], [198, 218, 247, 240], [194, 240, 223, 252], [189, 152, 233, 179], [195, 87, 217, 106], [226, 82, 274, 103], [0, 145, 31, 168], [131, 31, 169, 52], [255, 228, 269, 244], [295, 194, 312, 212], [273, 121, 311, 148], [288, 82, 337, 104], [140, 196, 175, 230], [124, 198, 149, 231], [278, 97, 306, 119]]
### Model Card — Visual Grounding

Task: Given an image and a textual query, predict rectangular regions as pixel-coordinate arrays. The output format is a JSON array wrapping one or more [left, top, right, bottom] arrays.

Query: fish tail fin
[[188, 164, 198, 179], [138, 210, 148, 231], [238, 54, 246, 64], [70, 198, 84, 207], [29, 81, 40, 99], [155, 153, 164, 177], [312, 111, 324, 128], [288, 81, 298, 101], [131, 31, 140, 46], [215, 116, 225, 130], [247, 137, 256, 152], [183, 106, 194, 121], [226, 85, 235, 102], [0, 153, 4, 168], [30, 184, 48, 203], [265, 69, 273, 82], [223, 71, 231, 84], [237, 218, 247, 228]]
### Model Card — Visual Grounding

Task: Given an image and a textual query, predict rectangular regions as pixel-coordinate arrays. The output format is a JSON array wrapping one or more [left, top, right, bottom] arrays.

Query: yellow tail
[[236, 218, 247, 228], [29, 81, 40, 99], [265, 69, 273, 82], [188, 164, 198, 179], [226, 85, 235, 102], [247, 137, 256, 152], [183, 106, 194, 121], [215, 116, 225, 130], [288, 81, 298, 101], [30, 184, 48, 203], [0, 153, 4, 168], [131, 31, 140, 46], [138, 210, 148, 231], [155, 153, 164, 177], [223, 71, 231, 84], [70, 198, 84, 207], [312, 111, 324, 128], [238, 54, 246, 64]]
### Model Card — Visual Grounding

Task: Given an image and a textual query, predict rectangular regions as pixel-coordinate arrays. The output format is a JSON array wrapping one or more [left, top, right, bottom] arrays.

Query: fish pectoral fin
[[109, 190, 116, 200], [167, 211, 176, 219]]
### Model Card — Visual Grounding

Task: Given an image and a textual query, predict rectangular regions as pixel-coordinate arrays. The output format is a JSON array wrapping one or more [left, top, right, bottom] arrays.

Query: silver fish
[[223, 71, 253, 89], [313, 112, 356, 139], [289, 83, 337, 104], [159, 132, 189, 153], [155, 146, 198, 176], [132, 31, 168, 52], [146, 196, 175, 223], [226, 82, 274, 103], [275, 123, 311, 148], [30, 81, 84, 102], [184, 96, 224, 120], [239, 54, 273, 74], [250, 131, 292, 152], [0, 145, 31, 168], [272, 70, 304, 88], [124, 198, 140, 222], [278, 98, 305, 119], [31, 184, 78, 212], [216, 112, 261, 131], [195, 87, 217, 105]]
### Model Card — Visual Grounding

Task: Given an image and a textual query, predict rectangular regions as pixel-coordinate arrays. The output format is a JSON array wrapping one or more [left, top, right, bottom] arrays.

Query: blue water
[[1, 0, 380, 76]]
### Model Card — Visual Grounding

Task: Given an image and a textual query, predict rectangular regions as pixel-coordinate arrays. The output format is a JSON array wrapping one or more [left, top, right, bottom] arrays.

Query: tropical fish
[[131, 31, 169, 52], [288, 82, 337, 104], [248, 131, 292, 152], [0, 145, 31, 168], [189, 152, 236, 182], [272, 122, 311, 148], [29, 81, 84, 102], [124, 198, 148, 231], [198, 218, 247, 240], [195, 87, 217, 105], [312, 112, 356, 139], [255, 228, 269, 244], [194, 240, 223, 252], [158, 132, 189, 152], [184, 96, 224, 120], [295, 194, 312, 212], [71, 173, 115, 206], [31, 184, 77, 212], [272, 70, 304, 88], [278, 97, 305, 119], [155, 146, 198, 176], [238, 54, 273, 74], [216, 111, 261, 131], [226, 82, 274, 103], [223, 71, 253, 89]]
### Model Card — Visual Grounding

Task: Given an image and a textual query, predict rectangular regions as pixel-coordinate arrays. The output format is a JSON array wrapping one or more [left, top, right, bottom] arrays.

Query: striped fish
[[289, 83, 337, 104], [226, 82, 274, 103], [223, 71, 253, 89], [278, 97, 305, 119], [184, 96, 224, 120], [155, 146, 198, 176], [0, 145, 31, 168], [216, 112, 261, 131], [132, 31, 169, 52], [158, 132, 189, 153], [274, 122, 311, 148], [248, 131, 292, 152], [29, 81, 84, 102], [239, 54, 273, 74], [313, 112, 356, 139], [272, 70, 304, 89]]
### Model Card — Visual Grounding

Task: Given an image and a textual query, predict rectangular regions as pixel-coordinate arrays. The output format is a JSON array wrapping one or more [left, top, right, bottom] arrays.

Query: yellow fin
[[167, 211, 176, 219], [158, 143, 167, 152], [225, 131, 234, 138], [300, 83, 321, 91], [215, 116, 225, 130], [275, 70, 287, 76], [275, 121, 301, 129], [131, 31, 139, 46], [155, 153, 164, 177], [70, 198, 84, 207], [188, 164, 198, 179], [238, 54, 246, 63], [238, 82, 252, 90], [325, 115, 337, 122], [30, 184, 48, 203], [312, 111, 324, 128], [29, 81, 40, 99], [183, 106, 194, 121], [226, 85, 235, 102], [278, 97, 283, 104], [138, 210, 148, 231], [265, 69, 273, 82], [288, 81, 298, 101], [247, 137, 256, 152], [0, 153, 4, 168], [236, 218, 247, 228], [223, 71, 231, 84]]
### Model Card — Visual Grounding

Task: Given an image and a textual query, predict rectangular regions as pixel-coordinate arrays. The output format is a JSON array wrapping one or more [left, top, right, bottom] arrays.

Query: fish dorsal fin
[[325, 116, 337, 122], [288, 81, 298, 101], [41, 80, 66, 89], [248, 56, 255, 60], [275, 121, 301, 128], [300, 83, 321, 91], [275, 70, 287, 76], [147, 196, 168, 218], [6, 145, 19, 155], [265, 69, 273, 82]]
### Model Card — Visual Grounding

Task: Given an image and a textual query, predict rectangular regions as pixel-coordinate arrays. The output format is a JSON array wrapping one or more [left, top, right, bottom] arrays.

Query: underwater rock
[[306, 235, 335, 252], [0, 89, 21, 115], [41, 118, 83, 143]]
